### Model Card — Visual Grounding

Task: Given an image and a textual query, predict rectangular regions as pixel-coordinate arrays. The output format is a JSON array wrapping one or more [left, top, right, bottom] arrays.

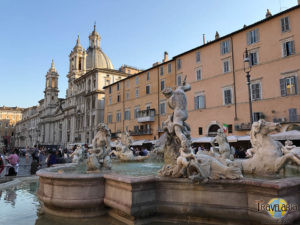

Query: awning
[[227, 135, 238, 143], [237, 135, 250, 141], [131, 140, 146, 146], [192, 136, 213, 143], [271, 130, 300, 140]]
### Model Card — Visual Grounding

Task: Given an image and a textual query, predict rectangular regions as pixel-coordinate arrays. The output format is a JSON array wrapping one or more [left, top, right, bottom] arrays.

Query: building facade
[[0, 106, 23, 147], [15, 25, 129, 148], [104, 4, 300, 141]]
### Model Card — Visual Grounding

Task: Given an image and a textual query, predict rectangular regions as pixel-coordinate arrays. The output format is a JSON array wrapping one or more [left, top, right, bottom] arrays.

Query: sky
[[0, 0, 298, 108]]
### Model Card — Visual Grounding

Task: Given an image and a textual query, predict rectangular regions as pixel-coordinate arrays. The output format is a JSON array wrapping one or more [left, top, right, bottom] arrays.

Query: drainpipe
[[230, 36, 238, 121]]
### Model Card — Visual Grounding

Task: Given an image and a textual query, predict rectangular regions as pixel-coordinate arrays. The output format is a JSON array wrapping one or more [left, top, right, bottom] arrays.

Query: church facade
[[15, 25, 135, 148]]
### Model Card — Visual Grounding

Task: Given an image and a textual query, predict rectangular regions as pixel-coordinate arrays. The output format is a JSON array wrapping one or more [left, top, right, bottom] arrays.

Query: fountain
[[37, 80, 300, 224]]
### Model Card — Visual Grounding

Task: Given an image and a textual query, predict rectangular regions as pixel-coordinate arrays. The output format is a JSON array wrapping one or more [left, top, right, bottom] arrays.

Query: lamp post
[[243, 48, 253, 125]]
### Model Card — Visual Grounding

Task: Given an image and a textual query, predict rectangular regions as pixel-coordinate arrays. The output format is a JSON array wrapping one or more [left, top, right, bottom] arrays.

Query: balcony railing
[[137, 109, 155, 123], [130, 129, 152, 136]]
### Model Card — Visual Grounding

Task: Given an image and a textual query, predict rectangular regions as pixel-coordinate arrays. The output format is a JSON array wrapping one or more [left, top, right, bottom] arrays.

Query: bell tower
[[44, 60, 59, 107]]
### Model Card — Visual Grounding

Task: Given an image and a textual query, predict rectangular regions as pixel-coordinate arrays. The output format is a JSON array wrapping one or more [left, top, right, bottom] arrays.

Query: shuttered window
[[281, 17, 290, 32], [282, 40, 295, 57], [194, 95, 206, 109], [280, 76, 297, 96], [251, 82, 261, 101], [247, 29, 259, 45]]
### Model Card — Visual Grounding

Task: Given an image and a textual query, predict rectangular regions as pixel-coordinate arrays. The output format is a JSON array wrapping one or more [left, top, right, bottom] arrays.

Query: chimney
[[298, 0, 300, 5], [163, 51, 168, 62], [265, 9, 272, 18], [202, 34, 205, 45], [215, 31, 220, 40]]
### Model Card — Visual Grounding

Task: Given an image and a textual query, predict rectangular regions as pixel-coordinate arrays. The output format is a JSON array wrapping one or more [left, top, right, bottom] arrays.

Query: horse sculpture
[[242, 119, 300, 175]]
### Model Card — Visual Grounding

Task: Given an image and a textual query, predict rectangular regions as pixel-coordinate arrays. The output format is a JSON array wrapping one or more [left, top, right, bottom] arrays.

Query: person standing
[[5, 150, 19, 176]]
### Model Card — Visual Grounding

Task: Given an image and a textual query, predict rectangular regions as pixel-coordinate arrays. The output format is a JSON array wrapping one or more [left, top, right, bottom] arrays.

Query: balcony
[[137, 109, 155, 123], [130, 129, 152, 136]]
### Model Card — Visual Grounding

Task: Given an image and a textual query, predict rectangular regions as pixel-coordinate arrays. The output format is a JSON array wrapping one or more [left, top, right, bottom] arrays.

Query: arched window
[[51, 78, 55, 88], [208, 124, 221, 137]]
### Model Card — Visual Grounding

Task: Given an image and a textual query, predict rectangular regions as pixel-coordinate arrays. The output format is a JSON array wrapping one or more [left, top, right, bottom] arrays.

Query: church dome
[[86, 48, 114, 70], [86, 24, 114, 70]]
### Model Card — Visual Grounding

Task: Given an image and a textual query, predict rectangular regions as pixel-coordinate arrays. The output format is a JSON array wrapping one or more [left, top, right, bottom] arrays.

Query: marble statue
[[242, 120, 300, 175], [210, 128, 235, 162], [159, 79, 242, 181], [110, 132, 149, 162], [70, 146, 83, 163], [87, 123, 112, 171]]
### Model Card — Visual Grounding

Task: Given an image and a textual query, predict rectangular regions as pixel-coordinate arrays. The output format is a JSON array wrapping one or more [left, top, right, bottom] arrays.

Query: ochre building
[[0, 106, 23, 147], [104, 4, 300, 141]]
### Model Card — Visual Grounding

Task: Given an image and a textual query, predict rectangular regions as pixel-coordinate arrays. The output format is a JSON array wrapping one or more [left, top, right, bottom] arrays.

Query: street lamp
[[243, 48, 253, 125]]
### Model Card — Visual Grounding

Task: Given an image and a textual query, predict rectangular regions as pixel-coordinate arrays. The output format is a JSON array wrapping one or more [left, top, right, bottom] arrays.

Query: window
[[251, 82, 262, 101], [253, 112, 264, 122], [282, 40, 295, 57], [194, 94, 206, 109], [176, 59, 181, 70], [126, 91, 129, 100], [134, 106, 140, 119], [220, 40, 230, 55], [247, 28, 259, 45], [117, 94, 121, 102], [124, 109, 131, 120], [289, 108, 298, 122], [92, 95, 96, 109], [177, 74, 182, 86], [107, 114, 112, 123], [116, 111, 121, 122], [126, 80, 129, 88], [168, 63, 172, 73], [108, 96, 111, 105], [196, 51, 201, 62], [108, 86, 112, 94], [223, 87, 232, 105], [281, 16, 290, 32], [223, 59, 230, 73], [160, 66, 164, 76], [136, 76, 139, 85], [117, 83, 120, 91], [250, 51, 258, 66], [198, 127, 203, 135], [91, 115, 95, 127], [280, 76, 297, 96], [136, 88, 139, 97], [196, 68, 202, 81], [159, 101, 166, 115], [147, 72, 150, 80], [146, 85, 150, 94], [93, 76, 96, 88], [160, 80, 165, 91]]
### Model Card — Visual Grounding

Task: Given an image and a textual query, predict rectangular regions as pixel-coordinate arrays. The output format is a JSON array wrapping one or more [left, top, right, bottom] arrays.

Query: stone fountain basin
[[37, 164, 300, 224], [37, 164, 105, 218]]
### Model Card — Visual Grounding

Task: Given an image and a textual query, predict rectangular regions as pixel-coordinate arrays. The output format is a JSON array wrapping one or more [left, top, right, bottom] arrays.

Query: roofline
[[104, 4, 300, 89], [174, 4, 300, 58], [103, 58, 174, 89]]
